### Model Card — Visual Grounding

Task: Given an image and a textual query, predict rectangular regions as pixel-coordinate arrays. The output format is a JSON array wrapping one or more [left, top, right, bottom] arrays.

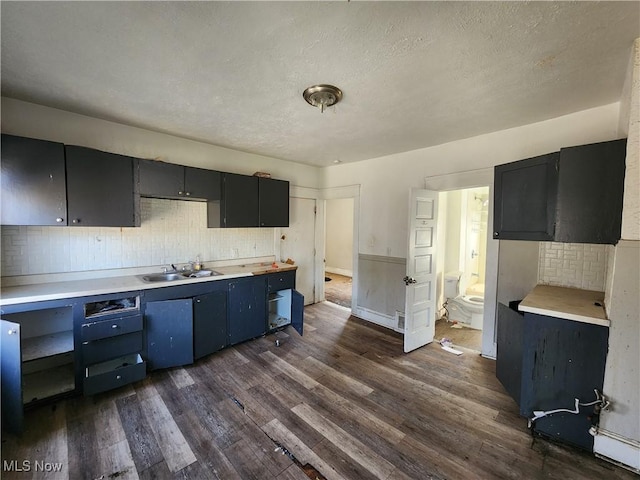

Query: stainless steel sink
[[141, 272, 184, 282], [140, 269, 222, 283]]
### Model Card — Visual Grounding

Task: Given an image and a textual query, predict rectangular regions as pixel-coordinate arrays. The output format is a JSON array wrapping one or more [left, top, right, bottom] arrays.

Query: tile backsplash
[[538, 242, 612, 291], [1, 198, 275, 276]]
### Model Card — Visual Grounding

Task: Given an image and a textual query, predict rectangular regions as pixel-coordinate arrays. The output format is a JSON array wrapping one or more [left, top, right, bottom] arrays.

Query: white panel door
[[404, 189, 438, 353], [280, 197, 316, 305]]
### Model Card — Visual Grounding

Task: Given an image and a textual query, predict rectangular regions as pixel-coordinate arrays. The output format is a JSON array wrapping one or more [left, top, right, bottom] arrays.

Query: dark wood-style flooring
[[2, 302, 634, 479], [324, 273, 352, 309]]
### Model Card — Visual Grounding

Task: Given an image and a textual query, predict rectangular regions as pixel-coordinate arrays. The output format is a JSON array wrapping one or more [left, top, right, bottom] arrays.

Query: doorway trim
[[425, 168, 498, 359], [321, 184, 360, 312]]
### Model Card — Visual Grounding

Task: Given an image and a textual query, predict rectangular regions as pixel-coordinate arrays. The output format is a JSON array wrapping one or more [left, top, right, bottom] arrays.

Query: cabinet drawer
[[82, 331, 142, 365], [81, 314, 142, 342], [267, 270, 295, 293], [84, 353, 146, 396]]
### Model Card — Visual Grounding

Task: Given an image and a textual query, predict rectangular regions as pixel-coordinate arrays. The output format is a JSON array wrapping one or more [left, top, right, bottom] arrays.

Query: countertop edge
[[518, 304, 611, 327], [1, 263, 297, 306]]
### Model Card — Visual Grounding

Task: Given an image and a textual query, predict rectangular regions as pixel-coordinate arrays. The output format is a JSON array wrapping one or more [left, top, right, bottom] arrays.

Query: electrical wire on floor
[[527, 389, 611, 435]]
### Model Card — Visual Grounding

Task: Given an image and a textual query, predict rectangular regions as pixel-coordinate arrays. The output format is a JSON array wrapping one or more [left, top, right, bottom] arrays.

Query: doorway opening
[[324, 198, 354, 309], [435, 186, 489, 351]]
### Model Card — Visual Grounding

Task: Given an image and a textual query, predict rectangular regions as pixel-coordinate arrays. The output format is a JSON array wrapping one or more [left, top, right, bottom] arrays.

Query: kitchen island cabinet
[[496, 285, 609, 452], [1, 134, 67, 226]]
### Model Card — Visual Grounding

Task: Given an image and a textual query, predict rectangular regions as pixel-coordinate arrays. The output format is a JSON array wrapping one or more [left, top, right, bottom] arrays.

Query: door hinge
[[314, 205, 317, 215]]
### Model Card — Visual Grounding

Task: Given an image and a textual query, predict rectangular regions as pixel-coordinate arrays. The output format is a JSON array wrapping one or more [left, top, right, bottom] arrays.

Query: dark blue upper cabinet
[[555, 139, 626, 244], [139, 159, 221, 201], [221, 173, 260, 227], [493, 138, 626, 244], [493, 152, 559, 241], [65, 145, 139, 227], [1, 134, 67, 226], [259, 177, 289, 227]]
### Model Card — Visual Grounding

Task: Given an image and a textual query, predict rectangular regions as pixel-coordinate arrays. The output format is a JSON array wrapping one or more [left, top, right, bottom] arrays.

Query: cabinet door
[[259, 177, 290, 227], [193, 290, 228, 360], [222, 173, 259, 227], [1, 134, 67, 226], [1, 319, 23, 433], [291, 290, 304, 336], [66, 146, 137, 227], [185, 167, 221, 201], [493, 152, 559, 241], [139, 159, 184, 199], [555, 139, 626, 244], [145, 299, 194, 370], [496, 302, 524, 407], [228, 277, 266, 344]]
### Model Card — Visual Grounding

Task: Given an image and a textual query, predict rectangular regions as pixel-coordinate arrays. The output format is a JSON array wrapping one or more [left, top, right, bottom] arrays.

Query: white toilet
[[444, 271, 484, 330]]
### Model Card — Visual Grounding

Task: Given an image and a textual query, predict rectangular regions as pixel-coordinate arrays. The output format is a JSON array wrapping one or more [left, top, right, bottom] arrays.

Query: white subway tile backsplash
[[538, 242, 609, 291], [1, 198, 275, 276]]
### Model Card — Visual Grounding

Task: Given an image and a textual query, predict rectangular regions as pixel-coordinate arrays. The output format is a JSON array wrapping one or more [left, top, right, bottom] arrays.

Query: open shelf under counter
[[21, 330, 74, 362], [22, 363, 75, 405]]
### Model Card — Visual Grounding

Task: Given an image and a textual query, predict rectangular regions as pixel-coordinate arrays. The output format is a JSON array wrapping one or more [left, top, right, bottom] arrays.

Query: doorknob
[[403, 276, 417, 286]]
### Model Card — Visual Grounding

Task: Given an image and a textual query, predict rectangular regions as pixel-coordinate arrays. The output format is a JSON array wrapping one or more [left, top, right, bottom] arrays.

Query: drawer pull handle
[[116, 375, 122, 380], [111, 324, 119, 329], [7, 329, 17, 335]]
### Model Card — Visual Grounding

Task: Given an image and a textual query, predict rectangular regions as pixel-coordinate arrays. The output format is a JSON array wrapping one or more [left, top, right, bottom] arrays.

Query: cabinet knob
[[72, 219, 80, 224], [178, 191, 184, 195], [494, 232, 499, 237], [7, 329, 17, 335], [111, 324, 119, 329], [185, 192, 191, 196], [116, 375, 122, 380], [56, 217, 64, 223]]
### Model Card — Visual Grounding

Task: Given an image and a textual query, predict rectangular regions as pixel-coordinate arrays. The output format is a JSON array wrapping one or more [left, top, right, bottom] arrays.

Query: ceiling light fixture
[[303, 84, 342, 113]]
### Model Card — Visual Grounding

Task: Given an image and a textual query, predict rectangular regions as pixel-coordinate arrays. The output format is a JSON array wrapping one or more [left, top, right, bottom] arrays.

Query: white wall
[[325, 198, 354, 276], [322, 103, 621, 259], [594, 38, 640, 471], [443, 190, 462, 275]]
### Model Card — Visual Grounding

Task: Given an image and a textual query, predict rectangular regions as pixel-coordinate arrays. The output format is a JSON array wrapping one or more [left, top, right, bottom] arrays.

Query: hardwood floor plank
[[67, 408, 102, 479], [262, 419, 346, 480], [96, 439, 140, 480], [292, 403, 397, 479], [276, 464, 313, 480], [303, 355, 374, 397], [168, 367, 195, 389], [136, 383, 197, 473], [115, 394, 164, 472], [260, 351, 320, 389]]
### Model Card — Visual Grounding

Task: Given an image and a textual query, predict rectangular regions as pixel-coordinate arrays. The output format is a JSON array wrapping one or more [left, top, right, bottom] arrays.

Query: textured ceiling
[[1, 2, 639, 167]]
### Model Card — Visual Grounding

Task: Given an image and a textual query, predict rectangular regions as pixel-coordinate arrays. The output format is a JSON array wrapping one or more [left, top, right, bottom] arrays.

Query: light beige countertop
[[0, 262, 296, 307], [518, 284, 609, 327]]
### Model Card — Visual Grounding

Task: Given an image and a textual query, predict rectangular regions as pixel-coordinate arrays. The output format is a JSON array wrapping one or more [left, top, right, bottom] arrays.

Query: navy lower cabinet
[[194, 290, 228, 360], [79, 293, 145, 396], [228, 276, 267, 345], [1, 299, 77, 433], [145, 299, 194, 370], [266, 270, 304, 335], [496, 305, 609, 452]]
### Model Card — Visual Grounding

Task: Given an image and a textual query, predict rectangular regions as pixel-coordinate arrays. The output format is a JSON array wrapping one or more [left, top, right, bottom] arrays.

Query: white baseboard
[[325, 267, 353, 277], [594, 429, 640, 473]]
